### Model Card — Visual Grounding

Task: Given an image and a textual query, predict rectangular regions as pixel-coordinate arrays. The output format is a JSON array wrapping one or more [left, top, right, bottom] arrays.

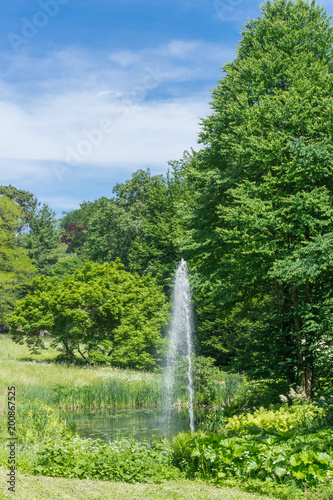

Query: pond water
[[63, 407, 207, 442]]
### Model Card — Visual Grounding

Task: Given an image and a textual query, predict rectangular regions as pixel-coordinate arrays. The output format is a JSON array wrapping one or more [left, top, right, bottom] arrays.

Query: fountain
[[163, 259, 195, 433]]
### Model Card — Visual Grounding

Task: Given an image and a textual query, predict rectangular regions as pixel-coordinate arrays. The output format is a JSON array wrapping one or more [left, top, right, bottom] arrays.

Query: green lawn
[[0, 468, 275, 500]]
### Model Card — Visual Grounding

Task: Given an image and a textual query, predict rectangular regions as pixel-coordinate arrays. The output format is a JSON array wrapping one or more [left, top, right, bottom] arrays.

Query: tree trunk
[[292, 284, 312, 398], [275, 279, 293, 386], [300, 365, 313, 399]]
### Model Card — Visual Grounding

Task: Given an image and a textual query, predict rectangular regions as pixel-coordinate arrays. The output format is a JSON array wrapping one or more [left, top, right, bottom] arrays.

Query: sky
[[1, 0, 333, 217]]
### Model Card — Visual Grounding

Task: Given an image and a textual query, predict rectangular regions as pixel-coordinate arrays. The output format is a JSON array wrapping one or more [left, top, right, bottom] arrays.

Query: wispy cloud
[[0, 40, 233, 184]]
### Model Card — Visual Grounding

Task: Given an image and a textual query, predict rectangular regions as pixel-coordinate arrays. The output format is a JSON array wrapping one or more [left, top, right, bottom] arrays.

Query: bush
[[29, 437, 181, 483], [170, 356, 245, 405], [223, 378, 290, 417], [225, 404, 324, 436], [170, 428, 333, 490]]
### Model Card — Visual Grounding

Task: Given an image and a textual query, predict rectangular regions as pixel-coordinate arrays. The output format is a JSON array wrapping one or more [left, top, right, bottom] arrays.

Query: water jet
[[163, 259, 195, 433]]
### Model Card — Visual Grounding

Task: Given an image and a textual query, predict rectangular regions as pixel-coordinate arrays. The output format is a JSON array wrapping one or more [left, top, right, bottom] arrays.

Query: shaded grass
[[0, 468, 276, 500]]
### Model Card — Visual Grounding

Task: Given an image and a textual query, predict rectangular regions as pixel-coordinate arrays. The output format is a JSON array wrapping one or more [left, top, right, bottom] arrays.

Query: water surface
[[63, 407, 206, 442]]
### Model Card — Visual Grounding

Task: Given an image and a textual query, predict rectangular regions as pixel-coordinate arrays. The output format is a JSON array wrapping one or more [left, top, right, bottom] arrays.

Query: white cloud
[[0, 39, 229, 184]]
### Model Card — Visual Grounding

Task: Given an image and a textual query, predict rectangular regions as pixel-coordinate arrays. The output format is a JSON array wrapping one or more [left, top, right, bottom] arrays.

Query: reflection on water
[[63, 407, 206, 442]]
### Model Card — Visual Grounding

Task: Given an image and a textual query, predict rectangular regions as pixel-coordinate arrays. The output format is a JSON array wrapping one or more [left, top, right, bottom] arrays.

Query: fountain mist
[[164, 259, 195, 433]]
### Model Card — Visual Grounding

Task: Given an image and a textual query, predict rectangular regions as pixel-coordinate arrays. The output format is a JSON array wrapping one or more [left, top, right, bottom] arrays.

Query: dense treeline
[[1, 0, 333, 394]]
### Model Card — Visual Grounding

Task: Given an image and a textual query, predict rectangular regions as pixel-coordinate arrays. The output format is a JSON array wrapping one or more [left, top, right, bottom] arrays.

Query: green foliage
[[82, 166, 186, 294], [170, 428, 333, 491], [0, 185, 37, 225], [312, 396, 333, 429], [27, 437, 181, 483], [0, 401, 76, 445], [19, 202, 68, 276], [83, 197, 144, 270], [171, 356, 245, 405], [200, 410, 226, 434], [128, 160, 189, 295], [0, 196, 36, 320], [60, 198, 106, 255], [223, 378, 290, 417], [6, 260, 169, 370], [46, 254, 85, 279], [182, 0, 333, 395], [225, 404, 324, 436]]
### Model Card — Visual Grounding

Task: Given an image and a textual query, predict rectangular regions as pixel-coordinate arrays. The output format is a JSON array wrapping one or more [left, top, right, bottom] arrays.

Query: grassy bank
[[0, 336, 244, 409], [0, 468, 275, 500], [0, 336, 161, 409]]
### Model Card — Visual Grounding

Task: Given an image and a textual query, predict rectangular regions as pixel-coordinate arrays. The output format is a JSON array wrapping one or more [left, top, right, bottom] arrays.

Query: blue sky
[[1, 0, 333, 216]]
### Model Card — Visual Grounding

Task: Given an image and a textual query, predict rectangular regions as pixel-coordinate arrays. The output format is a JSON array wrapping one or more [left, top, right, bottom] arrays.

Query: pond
[[63, 407, 207, 442]]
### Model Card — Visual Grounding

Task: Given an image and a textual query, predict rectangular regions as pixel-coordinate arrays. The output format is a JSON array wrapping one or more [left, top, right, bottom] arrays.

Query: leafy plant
[[170, 428, 333, 490], [225, 404, 324, 436], [29, 437, 181, 483], [0, 401, 76, 445]]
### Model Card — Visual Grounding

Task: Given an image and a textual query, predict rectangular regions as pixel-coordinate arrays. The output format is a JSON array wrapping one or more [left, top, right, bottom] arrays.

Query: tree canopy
[[0, 196, 35, 320], [6, 260, 169, 370], [182, 0, 333, 397]]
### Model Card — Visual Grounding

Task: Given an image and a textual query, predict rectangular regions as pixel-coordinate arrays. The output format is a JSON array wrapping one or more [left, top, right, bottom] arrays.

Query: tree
[[19, 203, 68, 276], [183, 0, 333, 397], [83, 166, 188, 294], [0, 185, 37, 224], [129, 158, 189, 294], [6, 261, 169, 370], [0, 196, 35, 320], [60, 198, 105, 255], [83, 197, 144, 269]]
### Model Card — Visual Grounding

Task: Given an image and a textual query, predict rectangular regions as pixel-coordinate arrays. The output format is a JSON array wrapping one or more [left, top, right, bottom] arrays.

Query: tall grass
[[20, 371, 162, 409]]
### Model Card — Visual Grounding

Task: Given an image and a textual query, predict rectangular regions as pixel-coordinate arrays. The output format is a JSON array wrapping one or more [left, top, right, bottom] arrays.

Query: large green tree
[[19, 203, 68, 276], [7, 261, 169, 370], [0, 185, 37, 226], [0, 196, 35, 320], [183, 0, 333, 396], [128, 160, 188, 294], [83, 167, 186, 293]]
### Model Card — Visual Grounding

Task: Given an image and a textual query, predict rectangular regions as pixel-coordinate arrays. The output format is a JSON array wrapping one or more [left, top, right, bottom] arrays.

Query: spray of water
[[163, 259, 195, 433]]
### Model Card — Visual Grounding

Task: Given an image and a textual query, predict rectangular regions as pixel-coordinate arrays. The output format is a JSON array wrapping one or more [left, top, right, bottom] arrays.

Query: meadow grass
[[0, 336, 162, 408], [0, 335, 244, 409]]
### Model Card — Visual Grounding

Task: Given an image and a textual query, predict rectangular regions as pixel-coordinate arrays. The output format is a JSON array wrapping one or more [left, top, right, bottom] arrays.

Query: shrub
[[30, 437, 181, 483], [170, 428, 333, 490], [225, 404, 324, 436], [223, 378, 290, 417], [170, 356, 245, 405]]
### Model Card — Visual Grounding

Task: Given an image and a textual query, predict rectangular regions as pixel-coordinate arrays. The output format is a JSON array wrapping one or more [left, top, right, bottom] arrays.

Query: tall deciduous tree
[[183, 0, 333, 397], [0, 196, 35, 320], [83, 168, 186, 293], [19, 203, 68, 276]]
